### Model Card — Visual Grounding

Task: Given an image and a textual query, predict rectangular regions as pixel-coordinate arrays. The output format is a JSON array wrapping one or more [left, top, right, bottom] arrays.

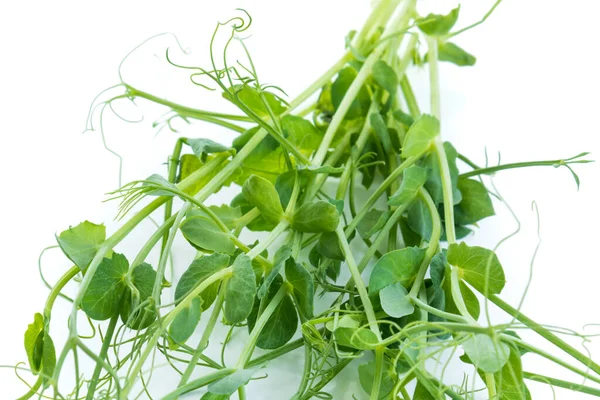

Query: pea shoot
[[11, 1, 600, 399]]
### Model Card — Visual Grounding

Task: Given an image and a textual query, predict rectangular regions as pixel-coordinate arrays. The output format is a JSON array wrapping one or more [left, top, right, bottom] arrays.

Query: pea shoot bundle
[[17, 1, 599, 399]]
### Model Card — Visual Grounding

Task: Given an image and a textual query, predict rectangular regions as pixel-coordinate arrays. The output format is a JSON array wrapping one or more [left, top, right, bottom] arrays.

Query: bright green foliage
[[379, 283, 414, 318], [248, 276, 297, 349], [369, 247, 426, 294], [402, 114, 440, 158], [81, 253, 129, 320], [438, 42, 476, 66], [463, 334, 511, 373], [175, 253, 230, 310], [454, 178, 495, 225], [208, 368, 258, 395], [224, 254, 257, 323], [417, 6, 460, 36], [168, 297, 202, 344], [183, 138, 231, 159], [242, 174, 284, 224], [388, 165, 428, 206], [331, 67, 371, 119], [180, 216, 236, 254], [224, 85, 287, 118], [447, 242, 506, 294], [371, 60, 398, 94], [285, 259, 314, 319], [358, 360, 396, 398], [56, 220, 106, 270], [26, 4, 596, 400], [120, 263, 157, 329], [291, 200, 340, 233], [423, 141, 462, 205]]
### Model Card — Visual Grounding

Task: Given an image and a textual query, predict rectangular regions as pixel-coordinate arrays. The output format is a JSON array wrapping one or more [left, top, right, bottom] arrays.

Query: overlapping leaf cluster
[[16, 2, 598, 400]]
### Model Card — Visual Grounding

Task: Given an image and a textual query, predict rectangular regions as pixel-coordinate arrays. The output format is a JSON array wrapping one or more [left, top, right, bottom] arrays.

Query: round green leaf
[[225, 254, 257, 323], [81, 253, 129, 320], [291, 200, 340, 233], [369, 247, 426, 294]]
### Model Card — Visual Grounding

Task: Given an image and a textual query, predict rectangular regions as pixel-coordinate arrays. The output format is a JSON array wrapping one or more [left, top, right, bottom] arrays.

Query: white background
[[1, 0, 599, 399]]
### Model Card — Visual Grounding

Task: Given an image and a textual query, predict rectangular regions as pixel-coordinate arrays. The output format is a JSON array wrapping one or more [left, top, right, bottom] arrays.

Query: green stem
[[161, 368, 236, 400], [523, 371, 600, 397], [400, 76, 420, 118], [291, 343, 313, 400], [370, 346, 385, 400], [177, 287, 226, 390], [410, 297, 465, 323], [485, 372, 497, 399], [236, 286, 288, 368], [86, 313, 119, 400], [161, 138, 183, 254], [16, 376, 42, 400], [460, 158, 589, 179], [246, 220, 289, 259], [121, 268, 232, 399], [489, 294, 600, 376], [407, 188, 441, 298], [299, 358, 353, 400], [451, 268, 477, 324], [335, 225, 381, 340], [246, 337, 305, 368], [44, 266, 79, 320]]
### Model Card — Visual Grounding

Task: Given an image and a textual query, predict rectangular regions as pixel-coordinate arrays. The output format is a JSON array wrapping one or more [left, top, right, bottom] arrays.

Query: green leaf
[[258, 246, 292, 299], [242, 175, 284, 225], [442, 264, 480, 319], [231, 193, 275, 232], [392, 109, 414, 127], [248, 276, 298, 349], [417, 6, 460, 36], [447, 242, 506, 295], [495, 346, 532, 400], [316, 231, 345, 261], [438, 42, 476, 66], [208, 368, 258, 395], [120, 263, 157, 330], [369, 247, 426, 294], [41, 333, 56, 384], [296, 165, 344, 175], [201, 392, 229, 400], [402, 114, 439, 158], [188, 205, 242, 231], [370, 113, 394, 155], [291, 201, 340, 233], [389, 165, 429, 206], [463, 334, 510, 373], [169, 297, 202, 344], [81, 253, 129, 320], [285, 259, 314, 319], [281, 115, 322, 155], [380, 283, 414, 318], [331, 67, 371, 120], [175, 253, 230, 310], [24, 313, 44, 374], [423, 141, 462, 205], [407, 196, 433, 241], [358, 360, 397, 399], [225, 254, 257, 323], [357, 209, 386, 240], [371, 60, 398, 94], [454, 178, 495, 225], [413, 381, 437, 400], [333, 319, 378, 350], [180, 216, 236, 255], [56, 220, 106, 271], [233, 130, 287, 185], [183, 138, 231, 159], [225, 85, 287, 118]]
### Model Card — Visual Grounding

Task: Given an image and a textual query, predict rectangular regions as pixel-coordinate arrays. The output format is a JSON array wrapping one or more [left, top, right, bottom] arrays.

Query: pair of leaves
[[24, 313, 56, 383], [171, 254, 257, 344], [56, 220, 106, 271], [248, 260, 314, 349], [417, 7, 460, 37]]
